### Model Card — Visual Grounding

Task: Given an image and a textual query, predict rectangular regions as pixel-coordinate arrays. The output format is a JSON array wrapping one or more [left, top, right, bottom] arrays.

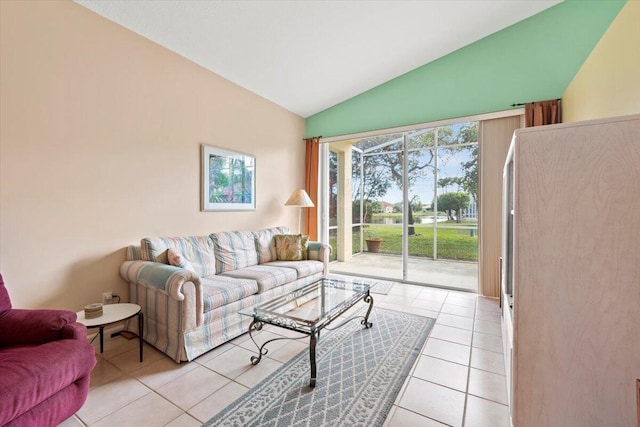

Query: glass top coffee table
[[239, 276, 374, 387]]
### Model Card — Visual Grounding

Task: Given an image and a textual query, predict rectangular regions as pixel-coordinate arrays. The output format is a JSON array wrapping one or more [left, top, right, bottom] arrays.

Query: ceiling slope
[[306, 1, 627, 138], [75, 0, 559, 117]]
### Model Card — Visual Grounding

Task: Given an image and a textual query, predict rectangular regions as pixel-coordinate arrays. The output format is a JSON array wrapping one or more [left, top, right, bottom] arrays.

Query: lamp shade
[[285, 189, 314, 207]]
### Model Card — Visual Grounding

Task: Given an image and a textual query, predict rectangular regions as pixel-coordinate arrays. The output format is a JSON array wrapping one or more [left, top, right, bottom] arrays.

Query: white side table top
[[76, 303, 141, 327]]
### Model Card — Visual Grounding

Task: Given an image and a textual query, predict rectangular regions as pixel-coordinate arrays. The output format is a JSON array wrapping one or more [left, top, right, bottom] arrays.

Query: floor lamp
[[285, 189, 314, 234]]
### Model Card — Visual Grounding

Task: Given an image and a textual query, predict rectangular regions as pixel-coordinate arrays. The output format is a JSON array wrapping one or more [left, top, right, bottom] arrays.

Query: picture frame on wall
[[201, 144, 256, 211]]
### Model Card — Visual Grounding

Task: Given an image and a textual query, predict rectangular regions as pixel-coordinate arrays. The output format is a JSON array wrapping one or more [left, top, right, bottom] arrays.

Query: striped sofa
[[119, 227, 331, 362]]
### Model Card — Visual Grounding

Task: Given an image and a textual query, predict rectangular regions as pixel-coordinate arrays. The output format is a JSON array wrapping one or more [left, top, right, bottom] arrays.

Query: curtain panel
[[525, 99, 561, 127], [304, 137, 320, 240]]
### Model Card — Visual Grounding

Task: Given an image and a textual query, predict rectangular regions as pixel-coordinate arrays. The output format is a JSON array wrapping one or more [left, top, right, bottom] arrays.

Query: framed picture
[[201, 144, 256, 211]]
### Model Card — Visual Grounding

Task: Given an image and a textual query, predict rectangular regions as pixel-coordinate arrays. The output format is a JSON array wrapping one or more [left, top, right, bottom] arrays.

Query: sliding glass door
[[326, 121, 478, 291], [404, 124, 478, 289]]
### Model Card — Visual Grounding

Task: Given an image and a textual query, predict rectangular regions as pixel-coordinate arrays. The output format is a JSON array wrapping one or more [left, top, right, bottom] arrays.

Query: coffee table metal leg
[[248, 319, 267, 365], [361, 293, 374, 328], [99, 326, 104, 353], [138, 312, 144, 362], [309, 331, 317, 387]]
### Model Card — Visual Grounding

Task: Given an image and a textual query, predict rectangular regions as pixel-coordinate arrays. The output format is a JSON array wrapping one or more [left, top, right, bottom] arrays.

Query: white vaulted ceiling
[[76, 1, 560, 118]]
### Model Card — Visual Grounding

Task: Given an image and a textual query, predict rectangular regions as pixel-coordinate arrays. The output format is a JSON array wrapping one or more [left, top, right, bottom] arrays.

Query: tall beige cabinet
[[501, 114, 640, 427]]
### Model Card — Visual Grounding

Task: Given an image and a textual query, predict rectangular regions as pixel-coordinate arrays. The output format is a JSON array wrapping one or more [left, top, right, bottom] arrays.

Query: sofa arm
[[0, 308, 85, 346], [120, 260, 204, 326], [307, 241, 332, 276], [62, 321, 89, 340]]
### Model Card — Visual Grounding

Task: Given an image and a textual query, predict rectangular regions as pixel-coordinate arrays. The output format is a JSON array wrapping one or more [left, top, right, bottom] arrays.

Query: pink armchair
[[0, 274, 96, 427]]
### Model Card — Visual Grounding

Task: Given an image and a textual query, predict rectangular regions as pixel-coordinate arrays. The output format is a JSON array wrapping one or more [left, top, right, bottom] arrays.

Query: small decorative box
[[84, 303, 103, 319]]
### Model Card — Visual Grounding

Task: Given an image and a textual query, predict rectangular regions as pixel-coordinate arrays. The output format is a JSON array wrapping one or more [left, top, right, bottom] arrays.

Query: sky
[[331, 122, 478, 211], [380, 145, 476, 205], [354, 122, 477, 205]]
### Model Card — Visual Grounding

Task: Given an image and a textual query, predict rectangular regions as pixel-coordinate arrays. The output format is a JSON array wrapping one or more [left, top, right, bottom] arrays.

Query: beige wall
[[563, 1, 640, 122], [0, 1, 305, 310]]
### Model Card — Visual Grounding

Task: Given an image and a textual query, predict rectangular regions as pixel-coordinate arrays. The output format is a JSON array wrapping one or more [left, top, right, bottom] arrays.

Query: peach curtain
[[304, 137, 320, 240], [525, 99, 561, 127]]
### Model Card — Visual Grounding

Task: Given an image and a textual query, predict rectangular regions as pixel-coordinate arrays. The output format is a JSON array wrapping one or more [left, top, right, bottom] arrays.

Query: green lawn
[[330, 221, 478, 262]]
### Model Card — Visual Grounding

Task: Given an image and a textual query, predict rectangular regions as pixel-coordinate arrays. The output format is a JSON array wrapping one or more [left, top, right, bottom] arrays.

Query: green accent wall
[[306, 1, 626, 138]]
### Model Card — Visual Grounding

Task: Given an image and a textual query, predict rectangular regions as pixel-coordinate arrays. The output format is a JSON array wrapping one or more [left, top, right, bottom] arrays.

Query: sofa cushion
[[274, 234, 309, 261], [201, 276, 259, 312], [262, 260, 324, 279], [210, 230, 258, 273], [0, 339, 96, 426], [221, 265, 297, 293], [140, 236, 216, 277], [254, 226, 290, 264]]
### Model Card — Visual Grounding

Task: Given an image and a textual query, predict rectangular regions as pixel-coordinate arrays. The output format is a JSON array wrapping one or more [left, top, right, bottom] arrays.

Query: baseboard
[[636, 379, 639, 427]]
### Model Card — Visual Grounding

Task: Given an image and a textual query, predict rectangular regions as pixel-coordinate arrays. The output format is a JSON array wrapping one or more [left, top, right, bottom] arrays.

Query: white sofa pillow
[[254, 226, 290, 264]]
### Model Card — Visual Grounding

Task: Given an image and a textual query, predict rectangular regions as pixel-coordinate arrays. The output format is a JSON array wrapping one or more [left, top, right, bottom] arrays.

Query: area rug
[[327, 273, 395, 295], [203, 308, 435, 427]]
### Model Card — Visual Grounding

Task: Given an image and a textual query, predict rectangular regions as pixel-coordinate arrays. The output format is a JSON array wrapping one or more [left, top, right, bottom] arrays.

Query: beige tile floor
[[331, 254, 479, 292], [61, 283, 509, 427]]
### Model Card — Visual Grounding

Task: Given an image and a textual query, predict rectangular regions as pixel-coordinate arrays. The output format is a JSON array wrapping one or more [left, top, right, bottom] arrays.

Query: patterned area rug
[[327, 273, 395, 295], [203, 308, 435, 427]]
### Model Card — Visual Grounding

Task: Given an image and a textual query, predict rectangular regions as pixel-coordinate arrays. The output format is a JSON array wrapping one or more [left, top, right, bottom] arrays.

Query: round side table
[[76, 303, 143, 362]]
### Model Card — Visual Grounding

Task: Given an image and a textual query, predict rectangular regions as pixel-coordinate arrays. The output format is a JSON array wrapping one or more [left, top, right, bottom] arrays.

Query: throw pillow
[[274, 234, 309, 261], [167, 248, 198, 274]]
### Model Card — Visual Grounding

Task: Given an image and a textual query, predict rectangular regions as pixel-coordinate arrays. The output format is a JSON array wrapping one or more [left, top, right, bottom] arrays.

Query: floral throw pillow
[[274, 234, 309, 261]]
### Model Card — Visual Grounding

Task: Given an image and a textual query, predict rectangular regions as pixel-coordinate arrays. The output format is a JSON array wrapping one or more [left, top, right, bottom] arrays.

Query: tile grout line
[[459, 297, 479, 427], [465, 298, 511, 425], [389, 289, 448, 416]]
